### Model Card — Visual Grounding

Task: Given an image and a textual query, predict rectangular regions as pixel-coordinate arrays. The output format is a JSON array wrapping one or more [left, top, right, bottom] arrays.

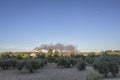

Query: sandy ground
[[0, 63, 92, 80]]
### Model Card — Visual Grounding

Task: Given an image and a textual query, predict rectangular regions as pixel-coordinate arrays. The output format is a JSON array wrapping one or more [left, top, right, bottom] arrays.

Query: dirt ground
[[104, 79, 120, 80], [0, 63, 93, 80], [0, 63, 120, 80]]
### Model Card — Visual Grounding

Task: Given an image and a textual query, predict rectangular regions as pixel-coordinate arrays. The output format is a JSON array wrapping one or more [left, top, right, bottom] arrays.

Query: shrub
[[39, 58, 47, 67], [64, 58, 71, 68], [16, 59, 26, 71], [98, 62, 109, 77], [16, 59, 44, 73], [25, 59, 41, 73], [0, 58, 18, 70], [56, 57, 77, 68], [86, 71, 101, 80], [85, 57, 94, 65], [93, 60, 109, 77], [46, 56, 55, 63], [109, 62, 119, 76], [93, 56, 119, 77], [69, 58, 77, 66], [57, 57, 66, 67], [0, 59, 10, 70], [8, 58, 18, 68], [77, 60, 86, 70]]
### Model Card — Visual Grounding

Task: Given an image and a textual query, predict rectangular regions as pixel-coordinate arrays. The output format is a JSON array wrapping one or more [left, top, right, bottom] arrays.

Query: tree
[[47, 49, 53, 56], [53, 50, 59, 57]]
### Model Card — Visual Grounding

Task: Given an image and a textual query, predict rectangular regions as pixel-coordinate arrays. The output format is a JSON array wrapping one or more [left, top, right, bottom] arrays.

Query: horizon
[[0, 0, 120, 52]]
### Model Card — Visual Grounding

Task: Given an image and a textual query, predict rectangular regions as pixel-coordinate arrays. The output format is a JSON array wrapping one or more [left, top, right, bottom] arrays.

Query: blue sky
[[0, 0, 120, 52]]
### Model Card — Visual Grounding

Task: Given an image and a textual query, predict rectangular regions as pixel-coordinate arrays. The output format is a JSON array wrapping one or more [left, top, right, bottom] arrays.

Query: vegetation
[[56, 57, 77, 68], [0, 58, 18, 70], [86, 71, 101, 80], [16, 58, 46, 73], [93, 54, 120, 77], [0, 50, 120, 78], [77, 60, 86, 70]]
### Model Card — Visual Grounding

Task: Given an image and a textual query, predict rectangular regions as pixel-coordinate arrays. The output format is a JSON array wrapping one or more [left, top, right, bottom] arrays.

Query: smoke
[[34, 43, 77, 51]]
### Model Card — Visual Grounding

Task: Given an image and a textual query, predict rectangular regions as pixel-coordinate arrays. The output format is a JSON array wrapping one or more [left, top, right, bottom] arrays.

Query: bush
[[69, 58, 77, 66], [0, 59, 10, 70], [56, 57, 77, 68], [16, 59, 26, 71], [39, 58, 47, 67], [77, 60, 86, 70], [85, 57, 94, 65], [8, 58, 18, 68], [57, 57, 67, 67], [16, 59, 45, 73], [86, 71, 101, 80], [93, 56, 119, 77], [93, 60, 109, 77], [109, 62, 119, 76], [98, 61, 109, 77], [46, 56, 55, 63], [0, 58, 18, 70], [25, 59, 41, 73], [64, 58, 72, 68]]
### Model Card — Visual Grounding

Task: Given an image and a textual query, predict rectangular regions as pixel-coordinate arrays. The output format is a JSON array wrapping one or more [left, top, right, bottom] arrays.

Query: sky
[[0, 0, 120, 52]]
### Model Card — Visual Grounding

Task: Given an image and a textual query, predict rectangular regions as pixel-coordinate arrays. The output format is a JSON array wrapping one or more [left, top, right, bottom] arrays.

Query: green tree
[[47, 49, 53, 56]]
